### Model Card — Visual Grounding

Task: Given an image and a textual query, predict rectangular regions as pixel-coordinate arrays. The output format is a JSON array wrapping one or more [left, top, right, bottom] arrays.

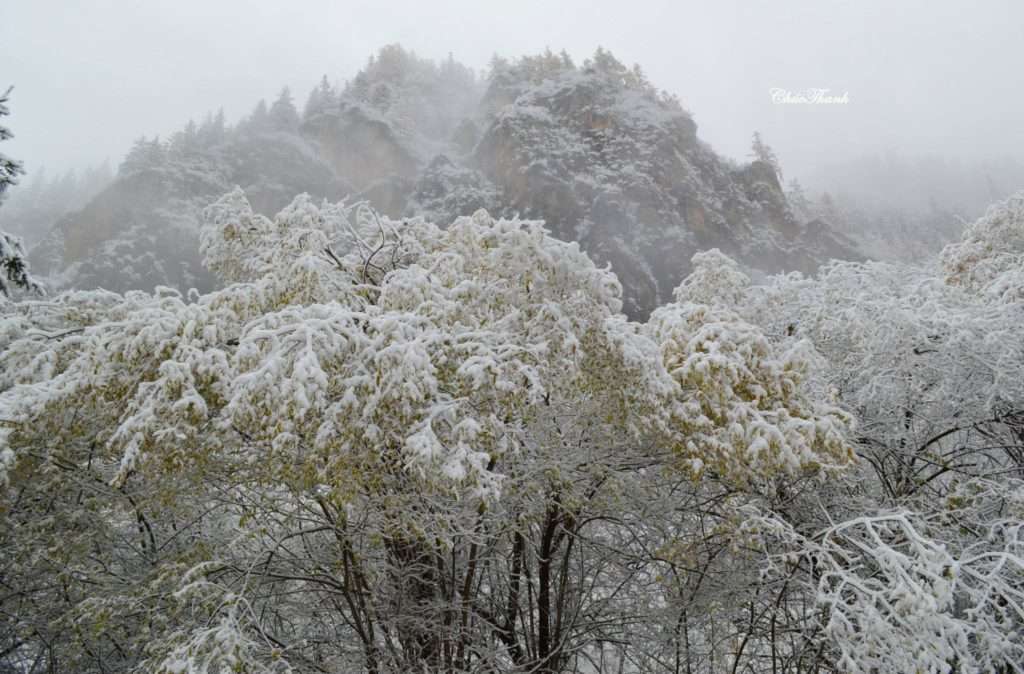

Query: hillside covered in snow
[[24, 46, 859, 316]]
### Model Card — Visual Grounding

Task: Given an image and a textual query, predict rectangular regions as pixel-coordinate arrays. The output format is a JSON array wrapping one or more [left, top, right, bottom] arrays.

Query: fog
[[4, 0, 1023, 182], [5, 5, 1024, 671]]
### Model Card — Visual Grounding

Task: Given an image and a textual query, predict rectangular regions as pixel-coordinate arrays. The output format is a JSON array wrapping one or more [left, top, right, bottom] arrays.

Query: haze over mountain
[[3, 6, 1024, 674], [15, 46, 864, 317], [4, 0, 1023, 182]]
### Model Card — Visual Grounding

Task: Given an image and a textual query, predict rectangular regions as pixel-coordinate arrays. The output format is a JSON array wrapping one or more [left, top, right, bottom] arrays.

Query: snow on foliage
[[942, 190, 1024, 302], [0, 189, 859, 672], [671, 247, 751, 307], [2, 183, 1022, 673], [0, 230, 43, 297], [718, 227, 1024, 672], [4, 190, 844, 492], [740, 258, 1024, 485], [28, 47, 859, 324], [744, 507, 1024, 674]]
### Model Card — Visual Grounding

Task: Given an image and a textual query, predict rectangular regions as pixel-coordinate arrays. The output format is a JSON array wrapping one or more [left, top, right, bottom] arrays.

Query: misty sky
[[3, 0, 1023, 184]]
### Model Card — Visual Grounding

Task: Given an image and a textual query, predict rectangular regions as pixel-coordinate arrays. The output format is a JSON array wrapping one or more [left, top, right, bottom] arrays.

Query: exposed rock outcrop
[[32, 130, 342, 293], [467, 54, 857, 315], [33, 46, 860, 312]]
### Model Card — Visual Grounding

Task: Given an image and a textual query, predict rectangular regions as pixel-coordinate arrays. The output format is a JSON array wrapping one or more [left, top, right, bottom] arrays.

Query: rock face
[[473, 61, 731, 314], [32, 128, 343, 293], [303, 105, 419, 193], [469, 57, 862, 315], [32, 167, 216, 293], [33, 46, 859, 313]]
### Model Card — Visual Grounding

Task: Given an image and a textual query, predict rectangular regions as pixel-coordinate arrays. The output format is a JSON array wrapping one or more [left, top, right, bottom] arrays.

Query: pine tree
[[588, 46, 627, 77], [120, 135, 167, 174], [198, 108, 227, 145], [0, 86, 42, 296], [0, 87, 25, 204], [268, 87, 299, 132], [303, 88, 321, 121], [211, 107, 226, 141], [170, 119, 199, 156], [303, 75, 337, 120], [750, 131, 783, 182], [245, 99, 270, 134], [786, 178, 812, 221]]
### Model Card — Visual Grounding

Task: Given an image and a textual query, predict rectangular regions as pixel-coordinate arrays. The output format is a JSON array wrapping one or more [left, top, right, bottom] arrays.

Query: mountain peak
[[29, 46, 860, 314]]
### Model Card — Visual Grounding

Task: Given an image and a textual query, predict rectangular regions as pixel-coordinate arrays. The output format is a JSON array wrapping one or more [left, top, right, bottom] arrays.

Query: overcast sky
[[3, 0, 1023, 183]]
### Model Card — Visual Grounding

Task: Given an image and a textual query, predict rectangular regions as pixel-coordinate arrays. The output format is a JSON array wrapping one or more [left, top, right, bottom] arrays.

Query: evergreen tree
[[210, 107, 226, 141], [0, 86, 42, 296], [302, 83, 321, 120], [0, 230, 42, 296], [198, 107, 227, 145], [269, 87, 300, 132], [588, 46, 627, 77], [245, 99, 270, 134], [120, 135, 167, 174], [786, 178, 812, 221], [303, 75, 337, 119], [348, 71, 370, 101], [0, 87, 25, 204], [750, 131, 783, 182], [169, 119, 199, 156]]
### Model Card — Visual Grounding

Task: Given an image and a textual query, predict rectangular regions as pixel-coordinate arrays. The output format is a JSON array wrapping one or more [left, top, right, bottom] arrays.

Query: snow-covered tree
[[0, 87, 42, 297], [120, 135, 167, 175], [198, 107, 227, 145], [0, 87, 23, 204], [751, 131, 783, 182], [786, 178, 813, 222], [268, 87, 300, 133], [701, 202, 1024, 672], [340, 45, 481, 143], [302, 75, 338, 120], [169, 119, 200, 157], [0, 231, 42, 297], [0, 188, 853, 673], [243, 99, 270, 134], [942, 190, 1024, 302]]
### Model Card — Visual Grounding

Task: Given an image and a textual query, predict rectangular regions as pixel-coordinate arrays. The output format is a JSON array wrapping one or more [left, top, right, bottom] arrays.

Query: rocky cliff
[[31, 46, 859, 315]]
